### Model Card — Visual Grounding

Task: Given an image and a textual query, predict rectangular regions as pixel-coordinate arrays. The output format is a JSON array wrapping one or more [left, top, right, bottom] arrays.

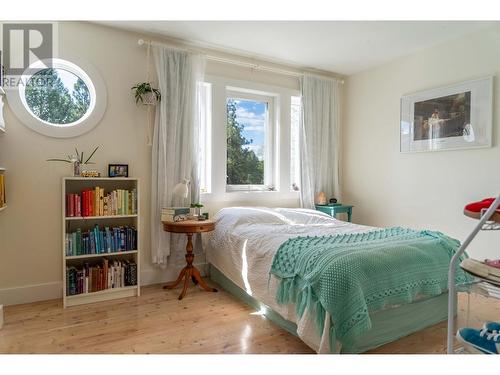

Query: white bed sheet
[[206, 207, 375, 353]]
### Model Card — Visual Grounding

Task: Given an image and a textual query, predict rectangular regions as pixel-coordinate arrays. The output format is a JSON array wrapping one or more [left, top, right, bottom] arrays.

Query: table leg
[[163, 232, 217, 300], [347, 209, 352, 222], [192, 266, 218, 293], [163, 267, 186, 290]]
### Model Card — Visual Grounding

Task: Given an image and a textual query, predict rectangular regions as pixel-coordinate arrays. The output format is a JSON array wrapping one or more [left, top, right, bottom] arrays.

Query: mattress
[[206, 207, 448, 353]]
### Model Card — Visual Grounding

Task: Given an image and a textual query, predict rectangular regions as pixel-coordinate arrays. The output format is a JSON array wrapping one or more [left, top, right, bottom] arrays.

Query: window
[[24, 67, 91, 125], [199, 82, 212, 194], [6, 58, 107, 138], [226, 89, 275, 191], [290, 96, 301, 191]]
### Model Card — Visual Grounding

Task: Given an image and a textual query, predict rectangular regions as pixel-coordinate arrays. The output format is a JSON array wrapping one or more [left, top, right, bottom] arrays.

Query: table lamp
[[172, 179, 190, 199]]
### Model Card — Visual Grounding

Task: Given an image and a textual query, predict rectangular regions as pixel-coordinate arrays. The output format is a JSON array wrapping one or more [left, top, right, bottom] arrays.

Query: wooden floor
[[0, 281, 499, 354]]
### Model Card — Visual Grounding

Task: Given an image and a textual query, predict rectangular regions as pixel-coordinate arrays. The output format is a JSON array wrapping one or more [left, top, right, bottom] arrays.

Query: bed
[[206, 207, 461, 353]]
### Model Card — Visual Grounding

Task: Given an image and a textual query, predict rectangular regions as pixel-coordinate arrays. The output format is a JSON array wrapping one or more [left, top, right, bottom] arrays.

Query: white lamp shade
[[172, 179, 190, 199]]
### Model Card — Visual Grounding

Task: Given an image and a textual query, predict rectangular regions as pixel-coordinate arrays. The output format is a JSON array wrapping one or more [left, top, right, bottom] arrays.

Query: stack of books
[[66, 187, 138, 217], [66, 259, 137, 296], [65, 225, 137, 256], [0, 173, 6, 208], [161, 207, 190, 222]]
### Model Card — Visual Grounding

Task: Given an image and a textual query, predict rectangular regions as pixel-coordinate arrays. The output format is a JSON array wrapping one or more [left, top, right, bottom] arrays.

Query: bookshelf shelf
[[65, 214, 138, 221], [65, 285, 139, 307], [64, 177, 134, 181], [66, 250, 138, 260], [66, 250, 139, 260], [63, 177, 140, 308]]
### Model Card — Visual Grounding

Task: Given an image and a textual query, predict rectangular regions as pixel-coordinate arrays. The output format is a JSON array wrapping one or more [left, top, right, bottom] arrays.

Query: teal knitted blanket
[[270, 227, 470, 352]]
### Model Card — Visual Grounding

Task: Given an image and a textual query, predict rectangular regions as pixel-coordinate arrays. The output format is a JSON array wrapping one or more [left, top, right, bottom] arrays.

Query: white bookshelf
[[62, 177, 141, 308], [0, 167, 6, 212]]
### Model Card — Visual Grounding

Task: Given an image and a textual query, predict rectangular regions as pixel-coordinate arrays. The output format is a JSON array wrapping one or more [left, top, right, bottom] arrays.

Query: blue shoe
[[457, 328, 500, 354], [483, 322, 500, 332]]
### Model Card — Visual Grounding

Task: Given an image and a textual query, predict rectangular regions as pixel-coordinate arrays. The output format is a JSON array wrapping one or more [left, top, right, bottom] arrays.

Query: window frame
[[290, 95, 302, 192], [225, 88, 276, 193], [198, 82, 212, 194], [6, 57, 107, 138], [200, 74, 300, 204]]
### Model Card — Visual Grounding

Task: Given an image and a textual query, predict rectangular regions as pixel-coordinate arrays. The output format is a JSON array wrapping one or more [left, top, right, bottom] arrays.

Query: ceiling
[[98, 21, 496, 75]]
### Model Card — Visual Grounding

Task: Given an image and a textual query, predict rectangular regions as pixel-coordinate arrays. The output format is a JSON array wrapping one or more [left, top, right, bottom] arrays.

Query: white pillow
[[274, 208, 337, 225]]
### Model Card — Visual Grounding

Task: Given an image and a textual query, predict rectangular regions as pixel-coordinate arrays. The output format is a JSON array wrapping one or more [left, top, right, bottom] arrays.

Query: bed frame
[[210, 264, 449, 353]]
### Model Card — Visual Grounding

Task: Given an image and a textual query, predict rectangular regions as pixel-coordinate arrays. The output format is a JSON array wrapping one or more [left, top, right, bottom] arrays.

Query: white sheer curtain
[[150, 44, 205, 265], [299, 74, 342, 209]]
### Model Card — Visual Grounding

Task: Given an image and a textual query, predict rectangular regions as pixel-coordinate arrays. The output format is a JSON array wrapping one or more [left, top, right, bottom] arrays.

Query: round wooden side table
[[162, 219, 217, 300]]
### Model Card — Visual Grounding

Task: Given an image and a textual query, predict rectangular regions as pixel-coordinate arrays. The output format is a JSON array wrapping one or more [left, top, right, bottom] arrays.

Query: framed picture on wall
[[400, 77, 493, 153]]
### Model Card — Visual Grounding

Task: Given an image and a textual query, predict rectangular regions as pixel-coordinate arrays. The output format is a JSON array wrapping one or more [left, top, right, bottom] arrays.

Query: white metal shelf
[[447, 193, 500, 354]]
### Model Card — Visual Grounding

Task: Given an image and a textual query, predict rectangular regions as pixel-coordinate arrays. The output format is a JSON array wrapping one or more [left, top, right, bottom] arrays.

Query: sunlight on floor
[[239, 324, 253, 353]]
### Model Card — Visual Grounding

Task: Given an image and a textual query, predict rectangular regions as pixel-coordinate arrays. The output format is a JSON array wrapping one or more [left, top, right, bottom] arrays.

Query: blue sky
[[233, 99, 267, 160]]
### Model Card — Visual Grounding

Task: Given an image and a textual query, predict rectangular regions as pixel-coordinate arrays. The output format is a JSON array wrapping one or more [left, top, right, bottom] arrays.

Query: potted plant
[[190, 203, 204, 218], [131, 82, 161, 105], [47, 147, 99, 177]]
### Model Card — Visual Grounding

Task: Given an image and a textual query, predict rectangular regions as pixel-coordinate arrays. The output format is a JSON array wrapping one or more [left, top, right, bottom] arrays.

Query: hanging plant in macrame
[[131, 82, 161, 106]]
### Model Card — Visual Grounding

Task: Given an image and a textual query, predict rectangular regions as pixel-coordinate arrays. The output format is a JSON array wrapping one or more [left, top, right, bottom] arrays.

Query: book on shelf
[[65, 225, 137, 256], [66, 187, 137, 217], [66, 259, 137, 296], [0, 173, 5, 208], [161, 207, 189, 222]]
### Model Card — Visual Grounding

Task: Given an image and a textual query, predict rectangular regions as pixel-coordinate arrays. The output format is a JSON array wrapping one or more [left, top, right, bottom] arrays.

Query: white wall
[[343, 25, 500, 260], [0, 22, 302, 305]]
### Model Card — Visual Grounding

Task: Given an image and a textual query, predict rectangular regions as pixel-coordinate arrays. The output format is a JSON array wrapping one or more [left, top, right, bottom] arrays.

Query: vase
[[73, 160, 81, 177]]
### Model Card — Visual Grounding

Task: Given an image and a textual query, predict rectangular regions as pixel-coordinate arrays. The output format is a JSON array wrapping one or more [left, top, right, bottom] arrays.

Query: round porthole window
[[6, 58, 107, 138]]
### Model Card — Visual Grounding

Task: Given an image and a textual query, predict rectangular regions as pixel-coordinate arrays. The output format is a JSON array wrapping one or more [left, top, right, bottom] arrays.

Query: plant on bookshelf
[[66, 186, 137, 217], [66, 259, 137, 296]]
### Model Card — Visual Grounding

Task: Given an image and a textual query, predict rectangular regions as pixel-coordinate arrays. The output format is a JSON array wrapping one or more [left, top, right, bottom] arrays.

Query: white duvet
[[206, 207, 375, 353]]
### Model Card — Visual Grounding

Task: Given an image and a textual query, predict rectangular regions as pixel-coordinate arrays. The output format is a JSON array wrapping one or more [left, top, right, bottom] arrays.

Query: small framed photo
[[108, 164, 129, 178]]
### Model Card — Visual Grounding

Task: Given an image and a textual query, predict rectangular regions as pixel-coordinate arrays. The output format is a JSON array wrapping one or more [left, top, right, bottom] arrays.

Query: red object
[[83, 190, 89, 217], [463, 197, 498, 219], [485, 259, 500, 270]]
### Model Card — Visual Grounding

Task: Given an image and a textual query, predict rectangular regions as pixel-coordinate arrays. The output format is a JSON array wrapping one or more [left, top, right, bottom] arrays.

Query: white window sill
[[201, 189, 299, 204]]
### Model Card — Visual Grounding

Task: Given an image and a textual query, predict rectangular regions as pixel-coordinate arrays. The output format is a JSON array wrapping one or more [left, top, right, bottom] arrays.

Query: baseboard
[[0, 282, 63, 306], [0, 263, 208, 306]]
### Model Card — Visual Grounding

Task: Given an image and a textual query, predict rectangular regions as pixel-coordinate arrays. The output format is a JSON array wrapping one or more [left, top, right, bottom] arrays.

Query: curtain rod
[[138, 39, 344, 84]]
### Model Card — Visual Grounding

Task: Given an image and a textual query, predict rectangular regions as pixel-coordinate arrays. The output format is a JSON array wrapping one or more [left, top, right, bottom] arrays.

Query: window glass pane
[[290, 96, 301, 191], [226, 98, 267, 185], [25, 68, 91, 125], [199, 83, 212, 194]]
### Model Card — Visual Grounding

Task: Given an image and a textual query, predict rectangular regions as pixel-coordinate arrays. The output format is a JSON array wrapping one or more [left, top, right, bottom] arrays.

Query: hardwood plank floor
[[0, 281, 498, 354]]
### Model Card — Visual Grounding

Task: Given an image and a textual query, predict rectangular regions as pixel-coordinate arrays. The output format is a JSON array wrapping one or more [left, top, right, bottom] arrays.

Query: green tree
[[24, 68, 90, 125], [226, 99, 264, 185], [72, 78, 91, 118]]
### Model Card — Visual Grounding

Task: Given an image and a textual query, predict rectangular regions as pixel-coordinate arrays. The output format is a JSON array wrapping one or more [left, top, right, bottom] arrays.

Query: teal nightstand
[[315, 204, 354, 222]]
